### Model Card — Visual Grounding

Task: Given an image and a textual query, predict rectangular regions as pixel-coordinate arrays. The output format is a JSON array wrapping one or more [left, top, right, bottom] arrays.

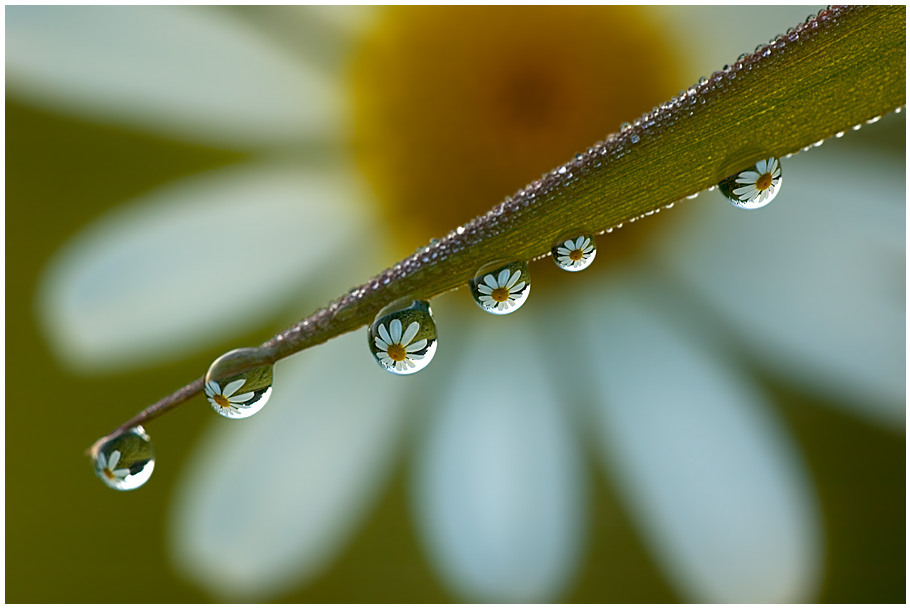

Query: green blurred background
[[6, 6, 905, 602]]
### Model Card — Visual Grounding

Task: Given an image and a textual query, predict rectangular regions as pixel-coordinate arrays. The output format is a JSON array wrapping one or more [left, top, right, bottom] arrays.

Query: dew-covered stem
[[89, 5, 905, 451]]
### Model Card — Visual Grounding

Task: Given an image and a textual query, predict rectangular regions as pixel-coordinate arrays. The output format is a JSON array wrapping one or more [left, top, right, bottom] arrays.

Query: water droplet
[[204, 347, 273, 419], [469, 260, 531, 315], [93, 426, 155, 491], [717, 156, 782, 210], [368, 299, 437, 375], [620, 122, 632, 131], [630, 133, 640, 144], [552, 235, 597, 272]]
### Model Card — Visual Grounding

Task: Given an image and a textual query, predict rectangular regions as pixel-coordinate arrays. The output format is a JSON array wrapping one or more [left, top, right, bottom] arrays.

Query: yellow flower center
[[348, 7, 687, 282], [568, 249, 584, 261], [103, 468, 115, 480], [491, 287, 511, 302], [386, 343, 407, 361], [755, 173, 773, 191], [213, 394, 231, 409]]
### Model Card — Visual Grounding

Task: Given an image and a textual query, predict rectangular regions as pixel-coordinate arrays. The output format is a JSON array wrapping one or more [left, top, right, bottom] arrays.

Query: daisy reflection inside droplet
[[205, 347, 274, 419], [552, 235, 597, 272], [718, 157, 782, 210], [93, 426, 155, 491], [368, 298, 438, 375], [469, 260, 531, 315]]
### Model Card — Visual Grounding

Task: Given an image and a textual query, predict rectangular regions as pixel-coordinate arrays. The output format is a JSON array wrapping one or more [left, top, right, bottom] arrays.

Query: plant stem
[[89, 5, 906, 452]]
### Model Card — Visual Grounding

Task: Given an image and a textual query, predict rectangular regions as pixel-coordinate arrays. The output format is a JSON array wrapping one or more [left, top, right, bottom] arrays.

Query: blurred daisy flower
[[11, 5, 903, 603]]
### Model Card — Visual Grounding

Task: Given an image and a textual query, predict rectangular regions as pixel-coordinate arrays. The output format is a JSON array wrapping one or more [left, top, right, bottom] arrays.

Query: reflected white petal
[[6, 6, 343, 148], [413, 319, 584, 603], [578, 280, 822, 603], [37, 162, 377, 372], [401, 321, 420, 346], [659, 145, 904, 427], [169, 331, 410, 601]]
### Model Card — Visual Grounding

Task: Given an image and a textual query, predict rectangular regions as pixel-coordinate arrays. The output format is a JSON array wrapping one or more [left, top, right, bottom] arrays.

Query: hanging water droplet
[[469, 260, 531, 315], [551, 235, 597, 272], [717, 156, 783, 210], [204, 347, 273, 419], [92, 426, 155, 491], [368, 298, 437, 375]]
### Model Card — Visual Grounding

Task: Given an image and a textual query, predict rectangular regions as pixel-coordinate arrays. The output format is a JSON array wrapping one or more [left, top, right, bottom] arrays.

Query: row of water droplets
[[365, 234, 597, 376], [91, 5, 883, 490]]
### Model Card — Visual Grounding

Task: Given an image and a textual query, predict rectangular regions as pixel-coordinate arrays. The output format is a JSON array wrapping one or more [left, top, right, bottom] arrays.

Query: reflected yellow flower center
[[103, 468, 115, 480], [348, 7, 687, 281], [491, 287, 511, 302], [387, 343, 407, 361], [214, 394, 231, 408], [755, 173, 773, 191], [568, 249, 584, 261]]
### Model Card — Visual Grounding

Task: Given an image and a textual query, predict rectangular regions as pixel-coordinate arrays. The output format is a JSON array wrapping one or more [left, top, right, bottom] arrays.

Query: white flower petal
[[204, 381, 220, 398], [6, 6, 343, 149], [413, 319, 584, 603], [169, 331, 410, 601], [374, 336, 390, 350], [659, 145, 904, 427], [482, 274, 499, 289], [755, 158, 768, 174], [505, 269, 521, 289], [377, 323, 392, 345], [388, 318, 402, 343], [107, 450, 121, 470], [37, 162, 377, 372], [510, 281, 526, 293], [401, 321, 420, 346], [222, 378, 247, 398], [578, 281, 822, 603], [476, 284, 494, 294], [406, 338, 428, 353], [229, 391, 256, 404]]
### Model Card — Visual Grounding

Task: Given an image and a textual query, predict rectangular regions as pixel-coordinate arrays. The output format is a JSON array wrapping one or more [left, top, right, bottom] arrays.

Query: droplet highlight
[[552, 235, 597, 272], [469, 260, 531, 315], [717, 156, 782, 210], [93, 426, 155, 491], [368, 299, 437, 375], [204, 347, 274, 419]]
